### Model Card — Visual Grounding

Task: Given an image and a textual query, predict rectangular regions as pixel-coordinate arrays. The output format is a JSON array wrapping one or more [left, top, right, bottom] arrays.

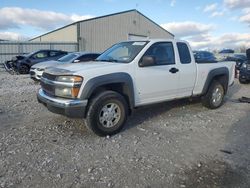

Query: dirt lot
[[0, 68, 250, 188]]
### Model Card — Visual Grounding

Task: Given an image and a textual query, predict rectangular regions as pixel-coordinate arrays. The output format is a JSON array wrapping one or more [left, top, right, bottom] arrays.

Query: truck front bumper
[[37, 89, 88, 118], [239, 69, 250, 80]]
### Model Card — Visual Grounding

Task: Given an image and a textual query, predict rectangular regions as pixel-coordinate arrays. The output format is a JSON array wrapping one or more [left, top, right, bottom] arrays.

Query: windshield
[[96, 41, 148, 63], [26, 51, 38, 57], [58, 53, 78, 62]]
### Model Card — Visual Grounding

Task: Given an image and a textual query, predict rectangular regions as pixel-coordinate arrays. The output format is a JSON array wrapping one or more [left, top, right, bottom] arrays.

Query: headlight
[[54, 75, 83, 98], [242, 63, 247, 69], [55, 87, 72, 98], [55, 87, 81, 98], [37, 68, 44, 71]]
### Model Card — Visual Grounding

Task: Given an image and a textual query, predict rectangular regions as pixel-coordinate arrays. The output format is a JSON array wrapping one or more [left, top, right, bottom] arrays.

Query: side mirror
[[139, 56, 155, 67], [73, 59, 80, 63]]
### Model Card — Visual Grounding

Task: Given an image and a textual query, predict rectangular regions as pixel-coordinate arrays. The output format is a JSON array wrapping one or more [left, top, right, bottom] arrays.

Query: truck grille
[[42, 72, 56, 81], [41, 73, 56, 96], [41, 81, 55, 97]]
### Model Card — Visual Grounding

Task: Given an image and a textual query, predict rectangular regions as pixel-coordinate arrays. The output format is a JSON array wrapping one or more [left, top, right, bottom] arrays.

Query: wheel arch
[[201, 67, 229, 95], [80, 73, 135, 112]]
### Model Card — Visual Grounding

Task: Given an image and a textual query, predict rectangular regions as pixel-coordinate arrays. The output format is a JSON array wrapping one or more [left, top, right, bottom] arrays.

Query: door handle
[[169, 67, 179, 73]]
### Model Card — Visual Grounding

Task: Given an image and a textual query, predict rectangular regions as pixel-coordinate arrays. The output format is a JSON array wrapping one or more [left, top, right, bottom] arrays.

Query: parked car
[[37, 39, 235, 136], [217, 49, 235, 60], [219, 49, 234, 54], [30, 52, 100, 81], [225, 53, 247, 70], [4, 50, 68, 74], [193, 51, 217, 63]]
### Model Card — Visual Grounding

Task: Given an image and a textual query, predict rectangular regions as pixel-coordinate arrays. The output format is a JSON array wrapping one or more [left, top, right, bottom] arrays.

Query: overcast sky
[[0, 0, 250, 50]]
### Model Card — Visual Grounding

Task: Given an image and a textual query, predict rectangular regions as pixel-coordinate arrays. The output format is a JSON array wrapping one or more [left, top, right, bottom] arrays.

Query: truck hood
[[45, 61, 125, 75], [32, 60, 58, 69]]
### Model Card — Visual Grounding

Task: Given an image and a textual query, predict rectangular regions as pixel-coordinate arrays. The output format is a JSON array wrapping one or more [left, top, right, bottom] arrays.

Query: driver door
[[134, 42, 180, 105]]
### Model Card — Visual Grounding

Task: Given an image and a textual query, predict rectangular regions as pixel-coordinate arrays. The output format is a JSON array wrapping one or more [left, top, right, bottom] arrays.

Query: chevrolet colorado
[[37, 39, 235, 136]]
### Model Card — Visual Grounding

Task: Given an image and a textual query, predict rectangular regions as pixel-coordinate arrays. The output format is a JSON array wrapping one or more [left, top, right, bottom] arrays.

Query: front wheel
[[18, 64, 30, 74], [202, 81, 225, 109], [85, 91, 128, 136]]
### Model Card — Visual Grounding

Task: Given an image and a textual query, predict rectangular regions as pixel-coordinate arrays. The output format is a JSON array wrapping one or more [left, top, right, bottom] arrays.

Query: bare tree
[[238, 45, 247, 53]]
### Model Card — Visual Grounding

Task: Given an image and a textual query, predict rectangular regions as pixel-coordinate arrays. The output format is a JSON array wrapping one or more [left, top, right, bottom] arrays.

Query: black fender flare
[[80, 72, 135, 109], [201, 67, 229, 95]]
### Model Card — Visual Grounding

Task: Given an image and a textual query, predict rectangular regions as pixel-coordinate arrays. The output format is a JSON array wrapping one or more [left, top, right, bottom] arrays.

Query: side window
[[206, 52, 212, 58], [32, 51, 48, 59], [177, 42, 191, 64], [199, 52, 205, 59], [49, 51, 61, 57], [143, 42, 175, 66]]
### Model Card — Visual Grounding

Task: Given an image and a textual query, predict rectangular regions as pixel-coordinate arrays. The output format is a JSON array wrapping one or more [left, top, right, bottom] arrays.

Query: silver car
[[30, 52, 100, 80]]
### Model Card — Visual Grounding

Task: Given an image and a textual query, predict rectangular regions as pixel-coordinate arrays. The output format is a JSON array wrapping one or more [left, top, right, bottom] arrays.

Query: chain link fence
[[0, 41, 78, 64]]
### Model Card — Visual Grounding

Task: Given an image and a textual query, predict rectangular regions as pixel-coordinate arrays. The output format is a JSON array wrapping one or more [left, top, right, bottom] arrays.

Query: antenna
[[136, 3, 139, 10]]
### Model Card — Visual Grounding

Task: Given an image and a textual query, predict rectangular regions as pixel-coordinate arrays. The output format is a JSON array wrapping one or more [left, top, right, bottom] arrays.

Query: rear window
[[177, 42, 191, 64]]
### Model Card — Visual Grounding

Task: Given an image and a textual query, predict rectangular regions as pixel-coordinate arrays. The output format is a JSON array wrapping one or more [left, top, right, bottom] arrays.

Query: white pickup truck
[[37, 39, 235, 136]]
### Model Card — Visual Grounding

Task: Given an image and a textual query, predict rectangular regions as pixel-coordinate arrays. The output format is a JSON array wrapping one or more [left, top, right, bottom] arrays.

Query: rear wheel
[[85, 91, 128, 136], [202, 81, 225, 109], [18, 64, 29, 74]]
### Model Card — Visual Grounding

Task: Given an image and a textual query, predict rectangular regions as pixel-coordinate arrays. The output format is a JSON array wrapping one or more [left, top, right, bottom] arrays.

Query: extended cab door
[[176, 42, 197, 97], [134, 42, 180, 105]]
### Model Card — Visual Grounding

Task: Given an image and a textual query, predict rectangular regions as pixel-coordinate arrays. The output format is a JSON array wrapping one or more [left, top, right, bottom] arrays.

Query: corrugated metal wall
[[79, 11, 174, 52], [0, 42, 78, 64], [31, 25, 77, 42], [26, 10, 174, 54]]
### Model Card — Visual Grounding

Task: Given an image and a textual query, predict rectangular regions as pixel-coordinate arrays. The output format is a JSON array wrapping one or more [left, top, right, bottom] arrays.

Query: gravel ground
[[0, 68, 250, 188]]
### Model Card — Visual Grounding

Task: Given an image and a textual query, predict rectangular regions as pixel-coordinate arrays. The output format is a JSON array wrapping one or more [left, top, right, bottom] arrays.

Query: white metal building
[[30, 9, 174, 52]]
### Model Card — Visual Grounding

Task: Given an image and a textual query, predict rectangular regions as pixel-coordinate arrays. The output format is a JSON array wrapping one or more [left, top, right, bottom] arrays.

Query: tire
[[18, 64, 30, 74], [239, 77, 247, 84], [85, 90, 128, 136], [202, 80, 225, 109]]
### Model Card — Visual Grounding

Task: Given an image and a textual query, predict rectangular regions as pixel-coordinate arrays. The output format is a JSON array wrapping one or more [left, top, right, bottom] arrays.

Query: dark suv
[[225, 54, 247, 70], [239, 62, 250, 83], [239, 49, 250, 84], [7, 50, 68, 74]]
